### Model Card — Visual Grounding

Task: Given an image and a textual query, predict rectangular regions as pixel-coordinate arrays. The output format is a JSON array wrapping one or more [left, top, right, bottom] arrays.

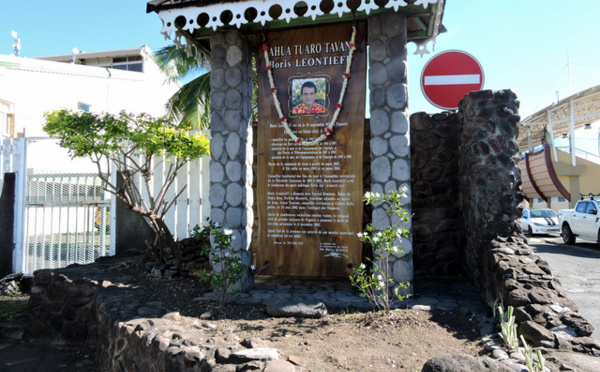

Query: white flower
[[392, 246, 399, 253], [364, 191, 373, 198], [373, 237, 379, 243], [224, 229, 233, 236], [376, 232, 383, 237], [360, 263, 366, 269]]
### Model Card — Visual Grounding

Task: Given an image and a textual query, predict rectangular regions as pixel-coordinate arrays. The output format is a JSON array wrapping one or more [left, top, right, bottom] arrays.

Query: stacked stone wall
[[480, 235, 595, 348], [462, 91, 593, 343], [457, 90, 523, 284], [410, 112, 463, 276], [407, 90, 596, 345], [28, 256, 296, 371]]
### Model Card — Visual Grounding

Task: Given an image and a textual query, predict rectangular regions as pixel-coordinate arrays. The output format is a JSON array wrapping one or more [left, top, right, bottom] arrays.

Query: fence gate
[[3, 138, 114, 274], [22, 169, 111, 273]]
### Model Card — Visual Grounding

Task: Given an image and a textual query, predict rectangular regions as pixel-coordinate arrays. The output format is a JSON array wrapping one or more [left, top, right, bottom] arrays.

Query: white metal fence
[[1, 137, 210, 274]]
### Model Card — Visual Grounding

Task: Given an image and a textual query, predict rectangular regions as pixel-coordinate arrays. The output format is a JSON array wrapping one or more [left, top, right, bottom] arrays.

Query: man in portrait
[[291, 81, 326, 115]]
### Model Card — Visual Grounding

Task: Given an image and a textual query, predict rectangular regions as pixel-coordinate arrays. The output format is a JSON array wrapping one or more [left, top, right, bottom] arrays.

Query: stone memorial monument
[[147, 0, 447, 292]]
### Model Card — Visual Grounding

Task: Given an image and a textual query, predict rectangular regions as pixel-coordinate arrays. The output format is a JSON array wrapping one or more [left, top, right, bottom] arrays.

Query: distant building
[[518, 85, 600, 208], [0, 45, 179, 138], [0, 47, 185, 275]]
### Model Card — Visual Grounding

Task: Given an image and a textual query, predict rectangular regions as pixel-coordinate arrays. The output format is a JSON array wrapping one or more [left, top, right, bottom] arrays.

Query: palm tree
[[154, 45, 212, 130]]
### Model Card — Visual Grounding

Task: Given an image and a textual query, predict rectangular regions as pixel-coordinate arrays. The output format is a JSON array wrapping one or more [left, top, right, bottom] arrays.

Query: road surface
[[527, 234, 600, 339]]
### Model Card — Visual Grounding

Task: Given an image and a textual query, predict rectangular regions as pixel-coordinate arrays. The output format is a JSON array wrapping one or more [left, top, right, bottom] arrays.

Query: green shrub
[[191, 219, 247, 311], [350, 188, 411, 314]]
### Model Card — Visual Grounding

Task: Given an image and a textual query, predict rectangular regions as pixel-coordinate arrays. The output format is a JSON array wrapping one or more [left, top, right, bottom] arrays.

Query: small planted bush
[[191, 219, 247, 311], [350, 188, 411, 314]]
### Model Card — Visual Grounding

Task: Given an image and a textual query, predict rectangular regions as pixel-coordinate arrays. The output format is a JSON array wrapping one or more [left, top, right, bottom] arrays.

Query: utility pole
[[567, 51, 572, 96]]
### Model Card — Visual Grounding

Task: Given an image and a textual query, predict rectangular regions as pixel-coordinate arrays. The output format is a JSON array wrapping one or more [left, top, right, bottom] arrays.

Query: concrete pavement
[[530, 235, 600, 339]]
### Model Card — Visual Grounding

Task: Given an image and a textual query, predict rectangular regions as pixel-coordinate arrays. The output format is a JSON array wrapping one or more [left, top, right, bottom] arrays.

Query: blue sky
[[1, 1, 166, 58], [2, 0, 600, 123]]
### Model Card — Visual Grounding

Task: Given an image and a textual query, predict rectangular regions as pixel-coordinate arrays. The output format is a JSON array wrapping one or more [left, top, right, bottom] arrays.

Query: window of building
[[104, 56, 143, 72], [1, 101, 15, 138], [1, 112, 7, 137]]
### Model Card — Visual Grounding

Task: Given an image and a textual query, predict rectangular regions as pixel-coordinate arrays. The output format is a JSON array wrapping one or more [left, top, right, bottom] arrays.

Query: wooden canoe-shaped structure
[[518, 144, 570, 201]]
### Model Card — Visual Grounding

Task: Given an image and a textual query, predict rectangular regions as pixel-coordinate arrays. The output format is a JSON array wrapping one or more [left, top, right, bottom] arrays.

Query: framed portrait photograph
[[288, 74, 330, 118]]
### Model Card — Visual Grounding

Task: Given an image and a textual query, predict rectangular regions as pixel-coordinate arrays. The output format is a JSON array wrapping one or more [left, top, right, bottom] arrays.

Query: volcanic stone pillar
[[458, 90, 522, 285], [209, 29, 254, 290], [368, 12, 413, 296]]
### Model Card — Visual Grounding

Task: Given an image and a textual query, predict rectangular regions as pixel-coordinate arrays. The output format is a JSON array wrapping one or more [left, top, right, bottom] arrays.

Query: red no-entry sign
[[420, 50, 484, 110]]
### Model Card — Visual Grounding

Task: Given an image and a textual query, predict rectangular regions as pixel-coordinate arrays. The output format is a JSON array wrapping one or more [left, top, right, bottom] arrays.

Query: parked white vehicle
[[558, 197, 600, 247], [520, 209, 560, 235]]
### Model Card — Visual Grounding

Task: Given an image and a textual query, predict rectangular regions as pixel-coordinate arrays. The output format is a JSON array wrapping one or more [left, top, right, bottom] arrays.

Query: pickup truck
[[558, 197, 600, 247]]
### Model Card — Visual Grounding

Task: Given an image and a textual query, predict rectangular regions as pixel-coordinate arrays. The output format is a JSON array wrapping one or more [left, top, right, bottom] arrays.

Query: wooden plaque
[[256, 22, 366, 277]]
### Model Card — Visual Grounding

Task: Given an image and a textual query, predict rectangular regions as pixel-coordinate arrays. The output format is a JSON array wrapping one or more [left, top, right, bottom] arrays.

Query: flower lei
[[262, 24, 357, 146]]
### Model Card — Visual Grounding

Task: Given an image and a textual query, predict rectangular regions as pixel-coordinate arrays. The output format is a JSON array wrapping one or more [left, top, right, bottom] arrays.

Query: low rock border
[[483, 235, 598, 353], [28, 255, 295, 371]]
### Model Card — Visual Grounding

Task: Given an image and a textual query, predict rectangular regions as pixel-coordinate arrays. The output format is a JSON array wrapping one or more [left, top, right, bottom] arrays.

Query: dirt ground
[[1, 269, 485, 372], [216, 306, 483, 371], [130, 272, 484, 371]]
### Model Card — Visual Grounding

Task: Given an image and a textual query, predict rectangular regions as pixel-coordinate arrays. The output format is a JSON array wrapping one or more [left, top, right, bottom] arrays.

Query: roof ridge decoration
[[158, 0, 438, 34], [157, 0, 440, 58]]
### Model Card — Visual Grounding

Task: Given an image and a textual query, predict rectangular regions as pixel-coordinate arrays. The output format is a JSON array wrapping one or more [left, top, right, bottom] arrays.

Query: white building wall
[[0, 47, 179, 137]]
